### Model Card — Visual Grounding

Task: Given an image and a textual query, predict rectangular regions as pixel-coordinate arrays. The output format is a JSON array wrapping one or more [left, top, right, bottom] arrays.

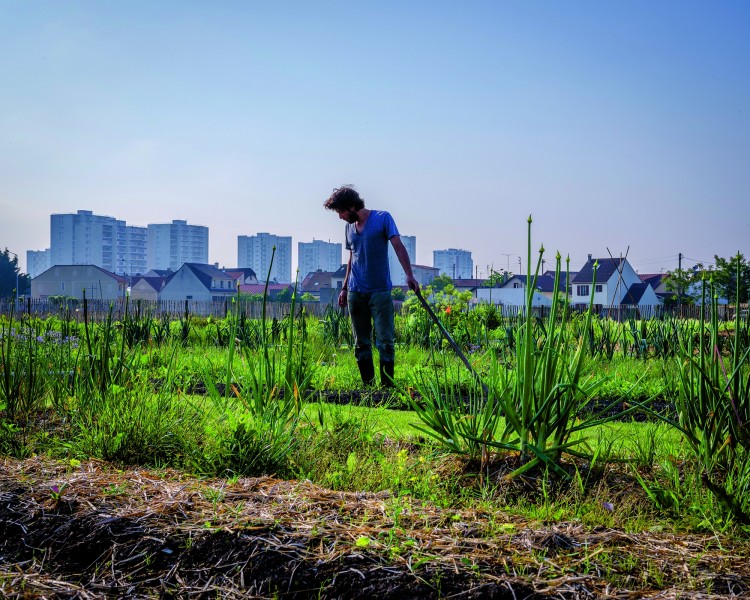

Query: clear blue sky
[[1, 1, 748, 277]]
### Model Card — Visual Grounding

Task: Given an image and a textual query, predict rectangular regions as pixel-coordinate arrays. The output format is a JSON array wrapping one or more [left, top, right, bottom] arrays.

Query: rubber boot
[[357, 358, 375, 387], [380, 360, 395, 388]]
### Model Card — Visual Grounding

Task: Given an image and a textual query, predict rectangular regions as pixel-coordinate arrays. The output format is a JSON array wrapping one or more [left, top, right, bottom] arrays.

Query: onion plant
[[665, 267, 750, 523], [0, 306, 48, 422], [203, 250, 315, 477], [409, 217, 656, 479]]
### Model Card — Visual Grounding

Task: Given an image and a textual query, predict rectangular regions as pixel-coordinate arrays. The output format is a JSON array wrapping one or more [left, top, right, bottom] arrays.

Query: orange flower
[[445, 306, 452, 314]]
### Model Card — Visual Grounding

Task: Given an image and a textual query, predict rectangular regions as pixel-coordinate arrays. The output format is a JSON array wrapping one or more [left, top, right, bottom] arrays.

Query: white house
[[571, 255, 659, 312], [474, 287, 553, 308]]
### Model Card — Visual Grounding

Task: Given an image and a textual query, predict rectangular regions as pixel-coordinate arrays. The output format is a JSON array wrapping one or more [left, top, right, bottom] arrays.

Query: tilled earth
[[2, 457, 750, 599]]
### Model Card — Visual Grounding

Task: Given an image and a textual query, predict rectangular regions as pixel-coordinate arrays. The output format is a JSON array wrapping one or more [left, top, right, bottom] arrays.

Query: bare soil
[[2, 457, 750, 599]]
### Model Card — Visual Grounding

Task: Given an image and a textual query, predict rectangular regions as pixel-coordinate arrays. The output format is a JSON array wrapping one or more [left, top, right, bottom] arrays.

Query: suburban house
[[499, 272, 572, 300], [412, 264, 440, 287], [639, 273, 672, 304], [224, 267, 259, 286], [31, 265, 128, 300], [570, 255, 659, 313], [159, 263, 237, 302], [331, 264, 347, 291], [130, 274, 172, 301], [474, 286, 553, 308], [301, 270, 335, 301]]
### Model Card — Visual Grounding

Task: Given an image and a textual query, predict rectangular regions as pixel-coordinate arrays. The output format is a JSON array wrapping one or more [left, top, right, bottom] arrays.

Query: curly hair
[[323, 185, 365, 212]]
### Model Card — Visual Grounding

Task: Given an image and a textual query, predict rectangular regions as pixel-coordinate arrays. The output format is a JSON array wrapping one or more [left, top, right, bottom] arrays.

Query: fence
[[0, 297, 747, 324], [477, 303, 748, 321], [0, 297, 332, 322]]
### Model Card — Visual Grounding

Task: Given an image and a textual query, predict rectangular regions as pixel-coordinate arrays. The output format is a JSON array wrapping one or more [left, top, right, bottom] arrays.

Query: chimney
[[588, 254, 592, 262]]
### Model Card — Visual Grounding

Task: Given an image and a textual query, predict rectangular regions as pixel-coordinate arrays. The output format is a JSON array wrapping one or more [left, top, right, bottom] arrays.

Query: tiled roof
[[639, 273, 669, 287], [301, 271, 333, 292], [223, 268, 258, 283], [239, 283, 294, 295]]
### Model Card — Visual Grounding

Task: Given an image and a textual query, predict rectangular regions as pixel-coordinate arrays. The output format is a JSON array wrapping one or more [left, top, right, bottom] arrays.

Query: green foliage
[[409, 357, 503, 462], [199, 248, 312, 477], [1, 234, 749, 535], [74, 381, 206, 467], [0, 248, 30, 299], [319, 304, 353, 348], [408, 220, 658, 480], [662, 276, 750, 524], [482, 270, 509, 288], [712, 252, 750, 304], [664, 267, 702, 305], [0, 307, 48, 422], [429, 273, 453, 292]]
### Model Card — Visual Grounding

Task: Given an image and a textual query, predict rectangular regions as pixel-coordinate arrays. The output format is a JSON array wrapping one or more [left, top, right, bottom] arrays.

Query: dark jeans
[[348, 290, 395, 362]]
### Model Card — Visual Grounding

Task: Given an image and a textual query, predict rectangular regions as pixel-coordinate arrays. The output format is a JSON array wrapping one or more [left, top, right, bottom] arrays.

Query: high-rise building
[[238, 233, 292, 283], [298, 239, 342, 280], [388, 235, 416, 286], [123, 226, 147, 275], [147, 220, 208, 271], [27, 249, 51, 279], [50, 210, 128, 274], [433, 248, 473, 279]]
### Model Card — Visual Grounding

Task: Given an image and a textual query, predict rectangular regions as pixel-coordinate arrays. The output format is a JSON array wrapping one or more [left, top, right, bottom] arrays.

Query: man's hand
[[338, 289, 348, 308], [406, 275, 419, 293]]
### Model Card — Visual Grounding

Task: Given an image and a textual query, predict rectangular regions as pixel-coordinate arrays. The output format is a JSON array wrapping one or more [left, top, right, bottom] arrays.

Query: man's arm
[[390, 236, 419, 292], [339, 251, 352, 308]]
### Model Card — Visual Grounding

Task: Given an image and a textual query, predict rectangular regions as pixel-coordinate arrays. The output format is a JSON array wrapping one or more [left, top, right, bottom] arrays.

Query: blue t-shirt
[[345, 210, 400, 293]]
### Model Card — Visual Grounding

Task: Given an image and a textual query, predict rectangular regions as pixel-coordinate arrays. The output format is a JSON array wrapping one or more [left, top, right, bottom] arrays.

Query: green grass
[[1, 298, 749, 536]]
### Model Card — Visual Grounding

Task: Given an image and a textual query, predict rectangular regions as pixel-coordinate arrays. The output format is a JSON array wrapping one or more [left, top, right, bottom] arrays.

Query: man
[[324, 185, 419, 387]]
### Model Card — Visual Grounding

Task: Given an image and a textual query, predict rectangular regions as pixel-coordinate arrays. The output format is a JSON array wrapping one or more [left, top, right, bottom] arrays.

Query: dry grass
[[2, 456, 749, 598]]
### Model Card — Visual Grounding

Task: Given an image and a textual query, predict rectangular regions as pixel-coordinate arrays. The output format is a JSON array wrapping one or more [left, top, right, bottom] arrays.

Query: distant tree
[[664, 267, 702, 305], [274, 288, 292, 303], [239, 292, 265, 303], [391, 287, 406, 301], [482, 270, 509, 288], [299, 292, 318, 302], [0, 248, 30, 298], [712, 253, 750, 304], [430, 273, 453, 292]]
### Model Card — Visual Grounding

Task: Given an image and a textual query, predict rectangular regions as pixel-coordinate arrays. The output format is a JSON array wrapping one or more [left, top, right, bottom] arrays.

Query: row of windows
[[576, 284, 603, 296]]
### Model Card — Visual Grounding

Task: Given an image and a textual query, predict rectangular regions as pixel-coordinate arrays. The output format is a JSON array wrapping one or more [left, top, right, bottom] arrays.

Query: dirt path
[[1, 457, 748, 599]]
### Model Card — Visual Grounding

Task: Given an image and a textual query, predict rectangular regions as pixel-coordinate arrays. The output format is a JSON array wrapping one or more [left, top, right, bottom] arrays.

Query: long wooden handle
[[414, 288, 489, 396]]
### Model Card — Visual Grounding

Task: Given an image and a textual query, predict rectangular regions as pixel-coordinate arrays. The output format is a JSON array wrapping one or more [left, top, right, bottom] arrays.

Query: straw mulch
[[2, 456, 749, 599]]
